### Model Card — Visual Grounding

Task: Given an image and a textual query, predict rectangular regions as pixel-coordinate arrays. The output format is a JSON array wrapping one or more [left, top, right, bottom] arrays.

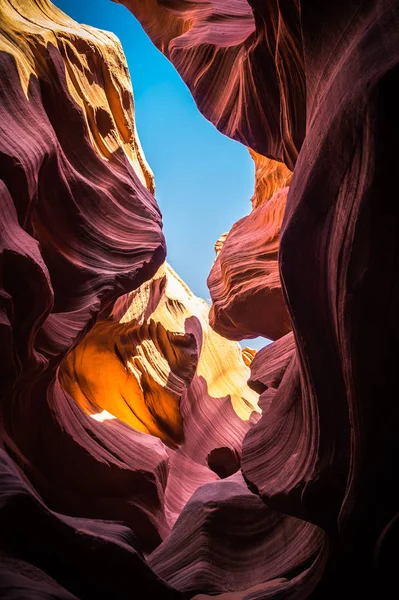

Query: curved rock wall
[[117, 0, 399, 597], [1, 0, 399, 599], [0, 1, 262, 595], [208, 184, 291, 341], [0, 0, 171, 594], [208, 150, 292, 342], [116, 0, 305, 169]]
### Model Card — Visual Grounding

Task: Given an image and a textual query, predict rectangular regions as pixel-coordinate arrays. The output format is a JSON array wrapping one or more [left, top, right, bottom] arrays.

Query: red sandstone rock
[[249, 150, 292, 210], [208, 150, 292, 342], [208, 186, 291, 341], [120, 1, 399, 598], [149, 472, 323, 596], [116, 0, 305, 169], [0, 1, 173, 595], [2, 0, 399, 598], [248, 332, 296, 394]]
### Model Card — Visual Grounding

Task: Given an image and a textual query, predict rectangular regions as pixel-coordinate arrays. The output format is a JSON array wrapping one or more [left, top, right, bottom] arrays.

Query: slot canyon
[[0, 0, 398, 598]]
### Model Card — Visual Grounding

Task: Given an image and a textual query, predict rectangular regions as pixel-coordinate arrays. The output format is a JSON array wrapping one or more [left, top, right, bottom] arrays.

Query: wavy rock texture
[[208, 151, 292, 342], [242, 4, 399, 598], [112, 264, 260, 480], [117, 0, 296, 344], [149, 472, 323, 596], [247, 331, 295, 397], [62, 262, 260, 532], [0, 1, 261, 593], [119, 0, 399, 598], [249, 150, 292, 210], [60, 318, 198, 448], [0, 0, 173, 595], [208, 184, 291, 341], [2, 0, 399, 599], [115, 0, 305, 169]]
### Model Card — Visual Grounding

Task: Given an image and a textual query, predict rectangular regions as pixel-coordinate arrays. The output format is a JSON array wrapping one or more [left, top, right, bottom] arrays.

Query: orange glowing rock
[[0, 0, 170, 573], [61, 262, 259, 451], [2, 0, 399, 597], [242, 347, 257, 367], [249, 150, 292, 210], [113, 263, 260, 422], [60, 318, 197, 447]]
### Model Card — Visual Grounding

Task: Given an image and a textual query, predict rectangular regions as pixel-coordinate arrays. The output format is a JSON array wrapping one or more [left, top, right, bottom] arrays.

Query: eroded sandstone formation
[[207, 150, 293, 342], [0, 2, 261, 593], [208, 182, 291, 341], [117, 0, 399, 598], [116, 0, 305, 169], [1, 0, 399, 599], [60, 262, 260, 530], [0, 0, 172, 588]]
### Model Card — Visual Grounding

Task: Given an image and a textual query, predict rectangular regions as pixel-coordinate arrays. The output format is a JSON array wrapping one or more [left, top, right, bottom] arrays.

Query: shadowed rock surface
[[208, 184, 291, 341], [1, 0, 399, 598]]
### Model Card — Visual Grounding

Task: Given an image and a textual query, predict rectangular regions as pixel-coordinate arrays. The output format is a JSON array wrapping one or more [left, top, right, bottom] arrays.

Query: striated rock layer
[[0, 1, 262, 592], [208, 150, 293, 342], [111, 264, 260, 527], [61, 261, 260, 533], [116, 0, 305, 169], [118, 0, 399, 598], [1, 0, 399, 599], [0, 0, 173, 595], [208, 183, 291, 341]]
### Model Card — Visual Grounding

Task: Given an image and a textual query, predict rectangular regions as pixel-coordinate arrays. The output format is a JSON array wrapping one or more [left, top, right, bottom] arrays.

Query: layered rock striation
[[0, 2, 261, 593], [208, 181, 291, 341], [116, 0, 399, 597], [1, 0, 399, 599]]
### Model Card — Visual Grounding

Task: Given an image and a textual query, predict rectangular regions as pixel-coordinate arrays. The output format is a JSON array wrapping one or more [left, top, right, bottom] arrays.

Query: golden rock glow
[[0, 0, 152, 190], [242, 347, 256, 367], [60, 316, 197, 447], [114, 263, 260, 422], [61, 263, 259, 447], [249, 150, 292, 210]]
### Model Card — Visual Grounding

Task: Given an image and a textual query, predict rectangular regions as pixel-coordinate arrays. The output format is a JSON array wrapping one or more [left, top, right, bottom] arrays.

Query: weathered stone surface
[[207, 148, 292, 342], [249, 150, 292, 210], [115, 0, 305, 169], [248, 332, 296, 394], [119, 0, 399, 598], [149, 472, 323, 596], [60, 318, 198, 448], [0, 0, 172, 595], [111, 263, 260, 442], [2, 0, 399, 598], [208, 185, 291, 341]]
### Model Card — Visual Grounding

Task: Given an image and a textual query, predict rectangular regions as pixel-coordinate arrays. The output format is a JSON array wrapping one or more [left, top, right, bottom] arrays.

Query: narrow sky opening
[[53, 0, 268, 350]]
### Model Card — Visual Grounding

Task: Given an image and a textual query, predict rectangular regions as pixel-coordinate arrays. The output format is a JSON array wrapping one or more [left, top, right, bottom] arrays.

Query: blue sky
[[52, 0, 267, 350]]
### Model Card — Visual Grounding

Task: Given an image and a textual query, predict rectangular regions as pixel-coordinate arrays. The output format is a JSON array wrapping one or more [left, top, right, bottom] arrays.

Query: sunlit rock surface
[[0, 0, 260, 584], [208, 150, 292, 342], [112, 264, 260, 526], [116, 0, 305, 169], [208, 184, 291, 341], [60, 318, 198, 448], [61, 262, 260, 531], [0, 0, 170, 595], [2, 0, 399, 598], [249, 151, 292, 211], [118, 0, 399, 598]]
